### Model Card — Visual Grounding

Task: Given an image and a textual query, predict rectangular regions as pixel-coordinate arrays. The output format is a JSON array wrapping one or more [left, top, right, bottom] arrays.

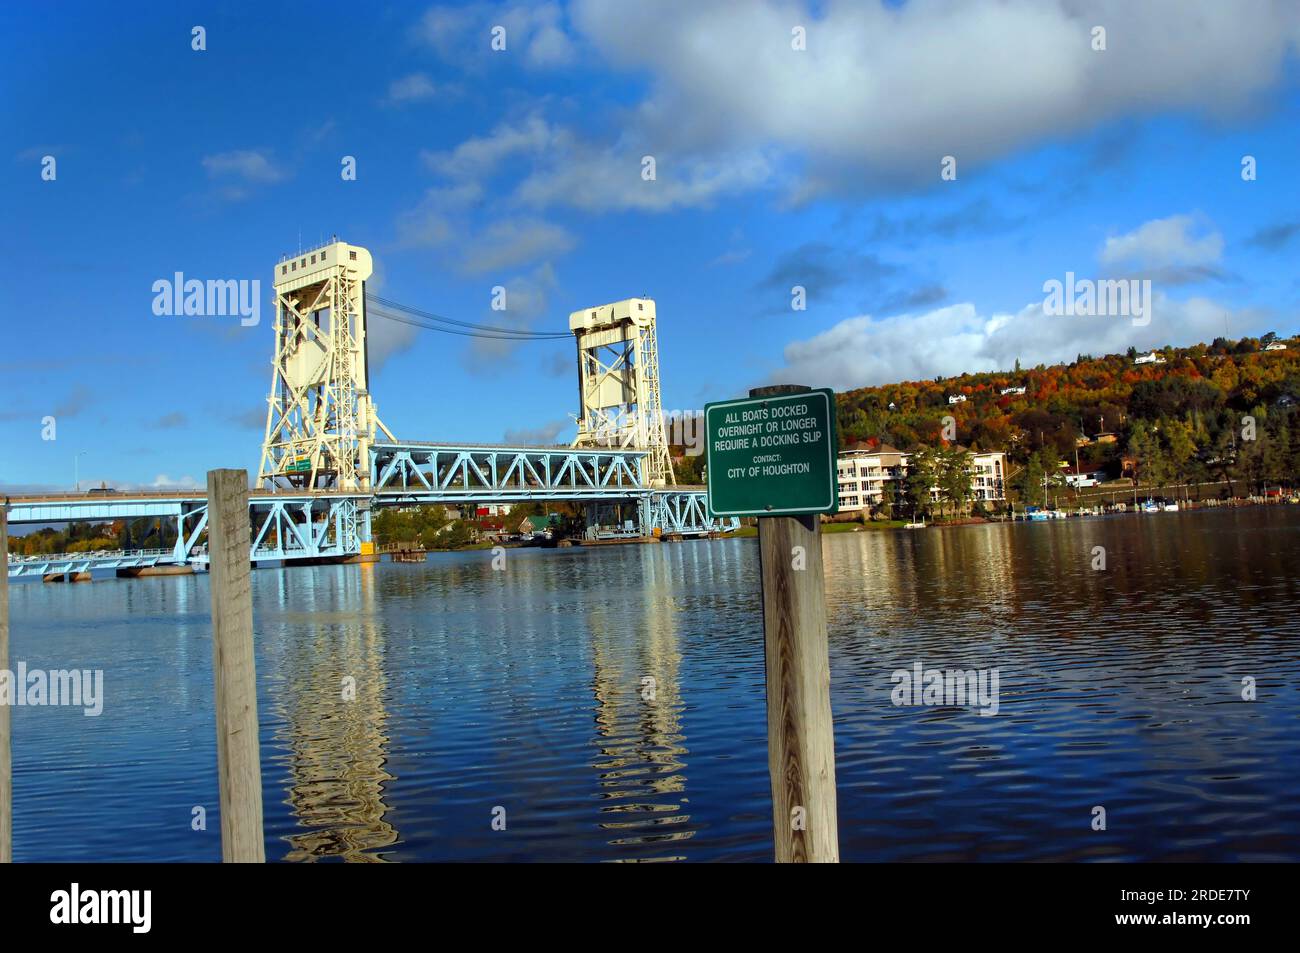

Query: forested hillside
[[834, 335, 1300, 498]]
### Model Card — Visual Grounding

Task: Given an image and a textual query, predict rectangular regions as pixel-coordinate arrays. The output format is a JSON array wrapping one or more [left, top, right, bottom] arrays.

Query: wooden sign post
[[705, 384, 840, 862], [206, 469, 265, 863]]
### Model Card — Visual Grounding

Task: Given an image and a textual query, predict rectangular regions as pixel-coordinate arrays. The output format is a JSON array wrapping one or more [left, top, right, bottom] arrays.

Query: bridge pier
[[582, 500, 644, 541]]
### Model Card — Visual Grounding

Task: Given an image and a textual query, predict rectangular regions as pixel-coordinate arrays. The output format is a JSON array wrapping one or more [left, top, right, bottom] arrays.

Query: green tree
[[1128, 420, 1171, 490], [939, 447, 974, 516], [1016, 454, 1045, 507], [877, 475, 897, 519], [1164, 418, 1197, 485], [905, 447, 938, 519]]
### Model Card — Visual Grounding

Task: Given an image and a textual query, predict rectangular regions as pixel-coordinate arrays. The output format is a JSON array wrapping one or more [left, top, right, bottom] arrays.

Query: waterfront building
[[836, 443, 1006, 511]]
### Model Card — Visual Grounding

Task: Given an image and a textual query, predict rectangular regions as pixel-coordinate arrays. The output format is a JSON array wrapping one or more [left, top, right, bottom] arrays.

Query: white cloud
[[566, 0, 1300, 196], [777, 294, 1258, 392], [416, 2, 575, 68], [387, 72, 440, 103], [1099, 214, 1224, 269], [421, 114, 562, 179], [147, 473, 201, 490], [414, 2, 1300, 212], [465, 262, 560, 370], [515, 143, 778, 213], [423, 113, 778, 213], [201, 150, 285, 184], [459, 218, 575, 274]]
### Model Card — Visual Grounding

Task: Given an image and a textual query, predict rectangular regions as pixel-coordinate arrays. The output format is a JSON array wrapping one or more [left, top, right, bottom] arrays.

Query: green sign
[[705, 388, 838, 518]]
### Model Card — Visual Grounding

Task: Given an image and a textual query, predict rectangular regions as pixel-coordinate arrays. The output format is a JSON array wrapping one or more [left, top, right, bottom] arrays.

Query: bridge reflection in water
[[587, 546, 693, 861], [268, 561, 398, 862]]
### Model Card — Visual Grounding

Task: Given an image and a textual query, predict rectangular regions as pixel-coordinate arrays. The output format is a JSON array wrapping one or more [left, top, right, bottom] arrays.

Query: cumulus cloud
[[411, 2, 1300, 212], [416, 2, 576, 68], [422, 113, 775, 213], [1099, 214, 1224, 276], [776, 294, 1261, 392], [514, 142, 778, 213], [568, 0, 1300, 197], [403, 124, 579, 273]]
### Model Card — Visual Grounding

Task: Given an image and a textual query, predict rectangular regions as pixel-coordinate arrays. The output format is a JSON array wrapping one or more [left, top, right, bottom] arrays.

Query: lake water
[[7, 506, 1300, 862]]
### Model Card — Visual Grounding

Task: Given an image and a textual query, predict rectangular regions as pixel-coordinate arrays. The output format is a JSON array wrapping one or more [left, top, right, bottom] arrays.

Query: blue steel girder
[[5, 479, 734, 574], [6, 492, 364, 570], [371, 443, 646, 502], [6, 549, 173, 579], [648, 490, 740, 537], [246, 496, 359, 561]]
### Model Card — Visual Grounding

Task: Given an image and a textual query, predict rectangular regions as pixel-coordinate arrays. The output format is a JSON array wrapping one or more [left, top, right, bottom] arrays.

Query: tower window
[[349, 250, 357, 260]]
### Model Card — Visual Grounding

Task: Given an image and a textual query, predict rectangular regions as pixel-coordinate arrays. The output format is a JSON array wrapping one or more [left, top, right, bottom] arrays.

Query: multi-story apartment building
[[967, 451, 1006, 503], [835, 444, 907, 510], [836, 443, 1006, 511]]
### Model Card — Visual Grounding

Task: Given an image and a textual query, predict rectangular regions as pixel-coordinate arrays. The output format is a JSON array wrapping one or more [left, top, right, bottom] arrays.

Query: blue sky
[[2, 0, 1299, 491]]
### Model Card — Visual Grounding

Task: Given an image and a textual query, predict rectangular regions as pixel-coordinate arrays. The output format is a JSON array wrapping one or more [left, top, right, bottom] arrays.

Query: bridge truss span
[[370, 443, 647, 501]]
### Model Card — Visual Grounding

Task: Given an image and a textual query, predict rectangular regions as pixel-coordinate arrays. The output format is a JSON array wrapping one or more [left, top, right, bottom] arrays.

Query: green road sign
[[705, 387, 838, 518]]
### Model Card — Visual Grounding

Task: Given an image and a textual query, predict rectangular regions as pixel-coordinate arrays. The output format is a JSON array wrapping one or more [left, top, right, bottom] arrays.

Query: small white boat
[[1163, 502, 1179, 512], [904, 521, 926, 529], [1141, 499, 1160, 513]]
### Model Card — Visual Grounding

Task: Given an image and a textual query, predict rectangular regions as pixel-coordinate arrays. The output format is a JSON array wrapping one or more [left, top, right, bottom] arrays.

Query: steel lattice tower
[[259, 240, 393, 491], [569, 297, 675, 487]]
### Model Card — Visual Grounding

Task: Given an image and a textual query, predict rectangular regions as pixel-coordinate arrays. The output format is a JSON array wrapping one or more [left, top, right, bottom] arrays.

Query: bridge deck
[[5, 442, 727, 573]]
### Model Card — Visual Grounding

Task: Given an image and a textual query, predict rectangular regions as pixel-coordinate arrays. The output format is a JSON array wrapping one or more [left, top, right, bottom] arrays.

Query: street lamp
[[74, 450, 87, 492]]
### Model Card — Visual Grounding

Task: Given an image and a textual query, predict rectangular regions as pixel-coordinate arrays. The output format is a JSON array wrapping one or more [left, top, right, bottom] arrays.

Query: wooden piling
[[1, 508, 10, 863], [751, 385, 839, 863], [205, 469, 265, 863]]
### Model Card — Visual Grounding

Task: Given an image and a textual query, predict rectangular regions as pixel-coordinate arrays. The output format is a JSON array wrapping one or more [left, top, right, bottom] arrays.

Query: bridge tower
[[569, 297, 674, 487], [259, 240, 394, 491]]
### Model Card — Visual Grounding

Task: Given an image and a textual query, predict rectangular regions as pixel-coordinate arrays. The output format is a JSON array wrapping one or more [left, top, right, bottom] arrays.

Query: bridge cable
[[365, 293, 572, 340]]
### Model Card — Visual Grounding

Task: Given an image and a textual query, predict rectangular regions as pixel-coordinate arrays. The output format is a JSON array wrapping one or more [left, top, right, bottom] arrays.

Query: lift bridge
[[6, 240, 734, 580]]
